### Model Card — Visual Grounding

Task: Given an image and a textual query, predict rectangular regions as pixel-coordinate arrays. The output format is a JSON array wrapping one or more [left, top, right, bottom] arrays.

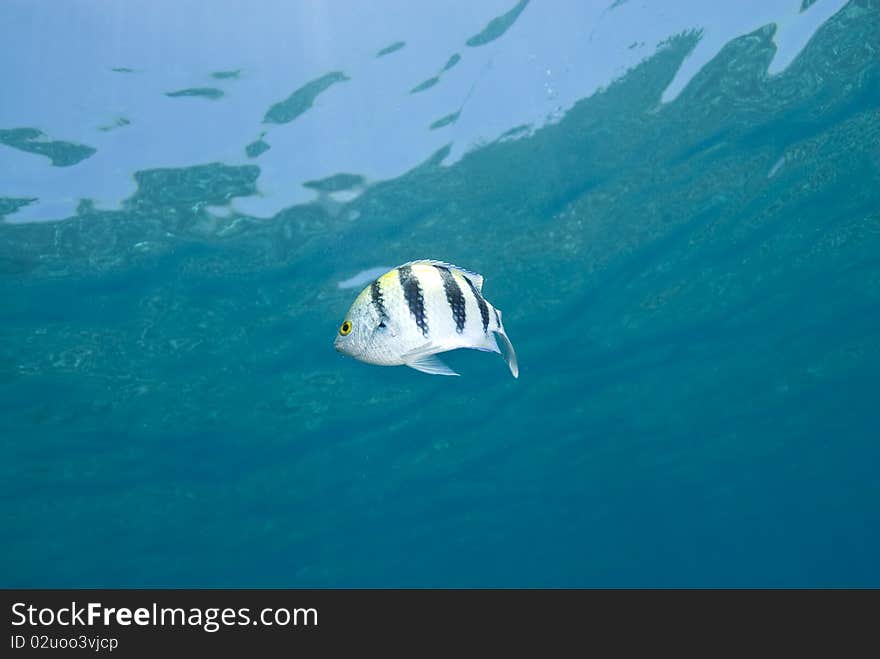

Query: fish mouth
[[334, 336, 352, 356]]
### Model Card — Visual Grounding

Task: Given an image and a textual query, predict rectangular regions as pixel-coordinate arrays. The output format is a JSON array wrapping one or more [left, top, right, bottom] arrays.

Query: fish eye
[[339, 320, 352, 336]]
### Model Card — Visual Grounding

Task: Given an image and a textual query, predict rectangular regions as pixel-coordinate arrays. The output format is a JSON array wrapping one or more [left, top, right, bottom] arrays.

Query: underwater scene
[[1, 0, 878, 587]]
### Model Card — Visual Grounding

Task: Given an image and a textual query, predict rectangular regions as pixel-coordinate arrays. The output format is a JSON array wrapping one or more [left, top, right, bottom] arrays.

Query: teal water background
[[2, 1, 879, 587]]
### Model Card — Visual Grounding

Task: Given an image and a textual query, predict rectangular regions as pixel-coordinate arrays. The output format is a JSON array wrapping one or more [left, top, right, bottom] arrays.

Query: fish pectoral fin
[[403, 349, 459, 376], [375, 317, 399, 338]]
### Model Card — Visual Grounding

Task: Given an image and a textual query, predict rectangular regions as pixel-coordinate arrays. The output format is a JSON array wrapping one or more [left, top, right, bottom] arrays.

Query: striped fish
[[334, 260, 518, 378]]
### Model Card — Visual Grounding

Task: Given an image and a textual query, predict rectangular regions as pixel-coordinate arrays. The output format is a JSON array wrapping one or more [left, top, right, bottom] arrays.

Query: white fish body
[[334, 260, 518, 377]]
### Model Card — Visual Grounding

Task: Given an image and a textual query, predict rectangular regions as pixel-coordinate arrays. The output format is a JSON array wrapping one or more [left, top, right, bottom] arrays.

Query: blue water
[[2, 2, 879, 587]]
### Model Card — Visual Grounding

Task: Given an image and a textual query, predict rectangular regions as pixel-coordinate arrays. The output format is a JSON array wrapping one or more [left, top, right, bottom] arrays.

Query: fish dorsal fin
[[400, 259, 484, 291]]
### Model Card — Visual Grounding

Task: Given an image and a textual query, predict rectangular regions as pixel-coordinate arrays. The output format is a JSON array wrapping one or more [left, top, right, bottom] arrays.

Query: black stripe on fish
[[434, 265, 466, 333], [493, 307, 501, 329], [371, 279, 387, 319], [398, 265, 429, 337], [464, 275, 489, 334]]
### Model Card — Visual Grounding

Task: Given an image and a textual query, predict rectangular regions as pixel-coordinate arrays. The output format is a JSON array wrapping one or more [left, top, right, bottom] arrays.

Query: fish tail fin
[[493, 310, 518, 379]]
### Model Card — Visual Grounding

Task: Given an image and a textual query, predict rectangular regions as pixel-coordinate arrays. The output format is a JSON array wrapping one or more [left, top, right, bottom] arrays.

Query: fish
[[334, 260, 518, 378]]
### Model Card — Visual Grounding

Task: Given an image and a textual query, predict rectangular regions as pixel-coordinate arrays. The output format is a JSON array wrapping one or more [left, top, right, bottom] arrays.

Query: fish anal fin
[[405, 353, 459, 376]]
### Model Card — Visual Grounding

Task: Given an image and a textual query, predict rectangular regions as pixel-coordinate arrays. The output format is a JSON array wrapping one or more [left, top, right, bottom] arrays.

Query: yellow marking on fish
[[353, 286, 372, 305], [378, 269, 398, 286], [451, 270, 470, 288]]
